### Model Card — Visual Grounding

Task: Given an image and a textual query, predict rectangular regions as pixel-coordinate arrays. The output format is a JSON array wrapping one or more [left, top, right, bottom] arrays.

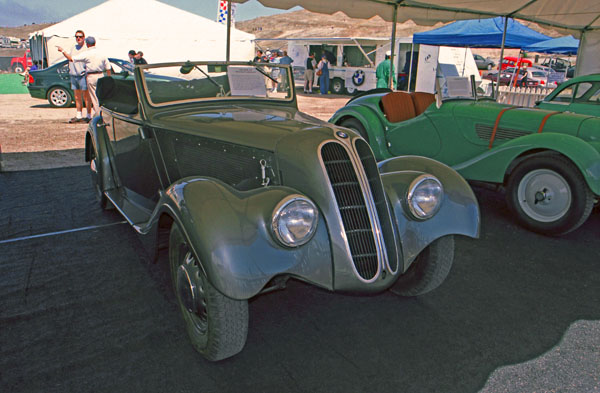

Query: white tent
[[29, 0, 255, 67], [232, 0, 600, 76]]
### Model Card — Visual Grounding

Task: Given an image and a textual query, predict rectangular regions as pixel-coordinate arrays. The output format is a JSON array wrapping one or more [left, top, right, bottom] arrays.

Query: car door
[[110, 115, 164, 208]]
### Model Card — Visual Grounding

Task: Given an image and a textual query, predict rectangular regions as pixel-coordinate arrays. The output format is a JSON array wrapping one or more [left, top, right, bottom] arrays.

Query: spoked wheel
[[390, 235, 454, 297], [169, 225, 248, 361], [506, 155, 594, 235], [89, 144, 110, 209], [339, 117, 369, 143]]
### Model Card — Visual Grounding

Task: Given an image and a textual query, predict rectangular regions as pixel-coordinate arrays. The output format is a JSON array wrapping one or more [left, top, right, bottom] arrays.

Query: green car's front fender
[[156, 177, 333, 300], [331, 105, 391, 160], [379, 156, 480, 271], [453, 132, 600, 195]]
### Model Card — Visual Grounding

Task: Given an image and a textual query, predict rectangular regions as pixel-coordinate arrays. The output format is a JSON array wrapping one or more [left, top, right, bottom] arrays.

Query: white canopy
[[30, 0, 255, 67], [233, 0, 600, 75]]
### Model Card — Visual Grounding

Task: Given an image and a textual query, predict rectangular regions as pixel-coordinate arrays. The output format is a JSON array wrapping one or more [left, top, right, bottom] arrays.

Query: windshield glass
[[139, 62, 294, 106]]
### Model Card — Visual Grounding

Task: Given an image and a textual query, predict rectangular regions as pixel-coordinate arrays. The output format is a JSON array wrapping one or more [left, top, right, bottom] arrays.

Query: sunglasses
[[75, 35, 84, 38]]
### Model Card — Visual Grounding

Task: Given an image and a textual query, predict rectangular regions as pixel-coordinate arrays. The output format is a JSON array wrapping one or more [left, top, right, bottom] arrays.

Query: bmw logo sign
[[336, 131, 348, 139], [352, 70, 365, 86]]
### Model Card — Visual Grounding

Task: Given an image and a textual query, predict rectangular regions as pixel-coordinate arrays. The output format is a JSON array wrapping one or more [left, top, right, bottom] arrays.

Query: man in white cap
[[58, 36, 112, 118], [376, 50, 396, 89]]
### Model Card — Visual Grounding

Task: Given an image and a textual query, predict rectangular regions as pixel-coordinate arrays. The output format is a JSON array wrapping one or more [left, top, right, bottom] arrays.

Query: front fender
[[157, 177, 333, 300], [379, 156, 480, 271], [454, 133, 600, 195], [331, 105, 390, 160]]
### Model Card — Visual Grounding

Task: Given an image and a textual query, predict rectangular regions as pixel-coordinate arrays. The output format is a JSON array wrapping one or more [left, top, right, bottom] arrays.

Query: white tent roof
[[233, 0, 600, 75], [31, 0, 255, 66]]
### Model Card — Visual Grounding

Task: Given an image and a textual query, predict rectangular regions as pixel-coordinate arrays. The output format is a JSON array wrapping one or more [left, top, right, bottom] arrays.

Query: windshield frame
[[137, 61, 296, 108]]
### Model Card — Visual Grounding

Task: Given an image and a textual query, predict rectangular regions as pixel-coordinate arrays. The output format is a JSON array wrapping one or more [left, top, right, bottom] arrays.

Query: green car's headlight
[[407, 175, 444, 219], [272, 196, 318, 247]]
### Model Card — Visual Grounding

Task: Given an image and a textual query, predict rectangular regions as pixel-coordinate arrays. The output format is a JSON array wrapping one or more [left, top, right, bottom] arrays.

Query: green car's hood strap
[[489, 106, 519, 149]]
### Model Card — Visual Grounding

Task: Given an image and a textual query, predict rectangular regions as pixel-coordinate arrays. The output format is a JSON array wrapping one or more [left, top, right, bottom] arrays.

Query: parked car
[[87, 61, 480, 361], [500, 56, 533, 70], [473, 54, 495, 70], [27, 58, 133, 107], [535, 73, 600, 116], [330, 89, 600, 235], [541, 57, 572, 73], [10, 49, 32, 73], [483, 67, 527, 86]]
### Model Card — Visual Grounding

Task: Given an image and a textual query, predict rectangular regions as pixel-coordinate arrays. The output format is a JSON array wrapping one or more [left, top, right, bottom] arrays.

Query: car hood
[[150, 104, 335, 151]]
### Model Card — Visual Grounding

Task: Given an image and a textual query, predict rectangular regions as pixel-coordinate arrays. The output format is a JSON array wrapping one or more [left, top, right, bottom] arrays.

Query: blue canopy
[[523, 35, 580, 55], [413, 17, 551, 48]]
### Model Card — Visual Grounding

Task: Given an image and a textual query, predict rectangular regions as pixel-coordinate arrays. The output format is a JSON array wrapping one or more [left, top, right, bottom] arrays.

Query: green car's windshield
[[139, 62, 294, 106]]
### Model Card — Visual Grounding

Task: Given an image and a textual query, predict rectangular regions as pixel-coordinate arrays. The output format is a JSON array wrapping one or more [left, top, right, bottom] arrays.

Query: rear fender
[[379, 156, 480, 271], [156, 177, 333, 300], [454, 133, 600, 195], [85, 117, 118, 193]]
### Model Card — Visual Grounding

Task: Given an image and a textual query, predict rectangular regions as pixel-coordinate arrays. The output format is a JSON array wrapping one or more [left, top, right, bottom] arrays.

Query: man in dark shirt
[[304, 53, 316, 93]]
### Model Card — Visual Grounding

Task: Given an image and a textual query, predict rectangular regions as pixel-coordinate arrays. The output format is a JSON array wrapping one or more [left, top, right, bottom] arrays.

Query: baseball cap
[[85, 36, 96, 45], [385, 50, 391, 56]]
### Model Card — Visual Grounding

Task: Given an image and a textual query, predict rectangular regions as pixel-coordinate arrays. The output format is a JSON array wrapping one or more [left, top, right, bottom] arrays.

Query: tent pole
[[226, 0, 232, 62], [389, 3, 398, 90], [495, 16, 508, 100]]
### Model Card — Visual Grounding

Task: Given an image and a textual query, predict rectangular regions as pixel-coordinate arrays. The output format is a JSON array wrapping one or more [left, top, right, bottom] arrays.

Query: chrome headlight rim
[[406, 174, 444, 220], [271, 194, 319, 248]]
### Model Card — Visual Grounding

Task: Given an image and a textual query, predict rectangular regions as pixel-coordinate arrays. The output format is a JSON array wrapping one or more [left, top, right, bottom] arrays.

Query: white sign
[[227, 66, 267, 97]]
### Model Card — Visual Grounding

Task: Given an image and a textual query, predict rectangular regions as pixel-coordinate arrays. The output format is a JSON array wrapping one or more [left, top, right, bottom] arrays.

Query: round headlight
[[407, 175, 444, 219], [272, 196, 319, 247]]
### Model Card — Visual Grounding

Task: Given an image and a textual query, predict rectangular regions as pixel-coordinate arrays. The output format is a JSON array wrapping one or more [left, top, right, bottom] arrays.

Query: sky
[[0, 0, 301, 27]]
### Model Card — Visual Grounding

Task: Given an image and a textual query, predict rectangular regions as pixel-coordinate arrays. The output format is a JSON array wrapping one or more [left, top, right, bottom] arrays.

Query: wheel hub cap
[[176, 251, 207, 332], [517, 169, 571, 222]]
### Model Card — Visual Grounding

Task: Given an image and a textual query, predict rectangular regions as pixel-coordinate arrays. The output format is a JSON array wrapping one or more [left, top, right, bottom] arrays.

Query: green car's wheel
[[506, 155, 594, 235], [340, 117, 369, 143], [390, 235, 454, 297], [169, 225, 248, 361], [89, 142, 110, 210], [48, 86, 72, 108]]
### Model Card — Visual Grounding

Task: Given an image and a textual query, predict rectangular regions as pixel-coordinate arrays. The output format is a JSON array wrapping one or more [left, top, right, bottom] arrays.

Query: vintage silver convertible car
[[87, 61, 479, 361]]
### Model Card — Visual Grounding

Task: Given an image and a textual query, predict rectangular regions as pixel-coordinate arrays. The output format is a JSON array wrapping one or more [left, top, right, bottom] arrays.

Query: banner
[[218, 1, 236, 24]]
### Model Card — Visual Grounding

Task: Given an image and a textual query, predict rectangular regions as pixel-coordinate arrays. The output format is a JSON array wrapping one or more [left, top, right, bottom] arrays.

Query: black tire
[[89, 141, 110, 210], [390, 235, 454, 297], [169, 225, 248, 361], [47, 86, 72, 108], [487, 63, 493, 70], [331, 78, 345, 94], [506, 155, 594, 235], [12, 63, 24, 73], [339, 117, 369, 143]]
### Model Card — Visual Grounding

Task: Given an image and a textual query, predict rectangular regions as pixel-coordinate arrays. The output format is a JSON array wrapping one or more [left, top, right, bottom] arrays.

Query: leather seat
[[410, 92, 435, 116], [380, 92, 416, 123]]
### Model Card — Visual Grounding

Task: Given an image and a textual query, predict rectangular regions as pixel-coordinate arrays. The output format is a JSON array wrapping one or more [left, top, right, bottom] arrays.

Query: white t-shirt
[[68, 44, 87, 76]]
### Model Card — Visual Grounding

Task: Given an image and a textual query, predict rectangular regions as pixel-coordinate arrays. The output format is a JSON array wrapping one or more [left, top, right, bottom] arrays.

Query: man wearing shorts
[[65, 30, 92, 123]]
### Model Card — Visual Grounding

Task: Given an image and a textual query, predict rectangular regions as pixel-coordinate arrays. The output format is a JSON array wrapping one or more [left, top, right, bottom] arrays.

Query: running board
[[105, 189, 153, 231]]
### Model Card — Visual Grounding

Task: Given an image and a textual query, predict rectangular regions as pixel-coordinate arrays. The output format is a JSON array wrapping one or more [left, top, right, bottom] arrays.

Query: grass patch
[[0, 73, 28, 94]]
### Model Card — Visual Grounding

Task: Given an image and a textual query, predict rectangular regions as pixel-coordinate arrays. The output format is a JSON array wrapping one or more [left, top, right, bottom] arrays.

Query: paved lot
[[1, 165, 598, 393]]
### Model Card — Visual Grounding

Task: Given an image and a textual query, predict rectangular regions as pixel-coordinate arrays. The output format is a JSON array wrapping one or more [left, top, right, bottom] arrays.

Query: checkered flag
[[218, 0, 236, 24]]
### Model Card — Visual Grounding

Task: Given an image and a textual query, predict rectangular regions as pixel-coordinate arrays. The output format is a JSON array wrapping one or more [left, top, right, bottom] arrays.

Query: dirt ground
[[0, 92, 350, 172]]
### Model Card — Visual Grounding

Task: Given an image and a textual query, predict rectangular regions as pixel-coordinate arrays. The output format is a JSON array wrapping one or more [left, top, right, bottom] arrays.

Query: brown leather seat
[[380, 91, 416, 123], [410, 92, 435, 116]]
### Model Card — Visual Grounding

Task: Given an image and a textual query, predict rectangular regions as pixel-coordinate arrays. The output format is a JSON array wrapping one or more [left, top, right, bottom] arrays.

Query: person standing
[[317, 54, 330, 95], [304, 53, 316, 93], [135, 51, 148, 65], [128, 49, 137, 64], [58, 36, 111, 119], [62, 30, 92, 123], [376, 50, 396, 89]]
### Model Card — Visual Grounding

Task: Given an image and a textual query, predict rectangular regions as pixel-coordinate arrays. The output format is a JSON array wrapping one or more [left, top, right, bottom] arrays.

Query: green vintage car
[[330, 89, 600, 235], [86, 61, 479, 361], [535, 73, 600, 116]]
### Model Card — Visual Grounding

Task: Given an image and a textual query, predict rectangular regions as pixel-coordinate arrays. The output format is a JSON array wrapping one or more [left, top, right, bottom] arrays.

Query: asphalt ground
[[1, 165, 599, 393]]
